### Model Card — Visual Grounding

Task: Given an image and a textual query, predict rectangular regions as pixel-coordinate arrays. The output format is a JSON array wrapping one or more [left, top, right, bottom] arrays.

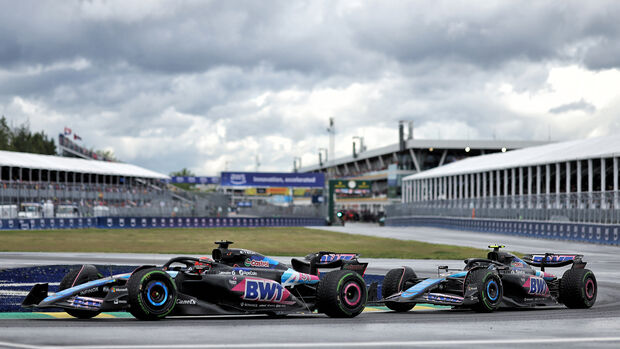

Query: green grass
[[0, 227, 489, 259]]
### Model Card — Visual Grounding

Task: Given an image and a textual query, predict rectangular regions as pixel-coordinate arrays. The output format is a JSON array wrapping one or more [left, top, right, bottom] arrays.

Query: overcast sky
[[1, 0, 620, 175]]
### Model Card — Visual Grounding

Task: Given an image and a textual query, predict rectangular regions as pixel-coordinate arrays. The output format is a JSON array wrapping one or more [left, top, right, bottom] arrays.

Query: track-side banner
[[220, 172, 325, 188], [0, 216, 325, 230]]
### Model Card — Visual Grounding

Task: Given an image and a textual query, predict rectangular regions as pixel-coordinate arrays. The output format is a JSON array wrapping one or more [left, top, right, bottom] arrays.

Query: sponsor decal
[[113, 299, 127, 305], [232, 278, 294, 304], [319, 253, 356, 263], [235, 269, 258, 276], [244, 280, 283, 302], [511, 262, 524, 268], [532, 255, 576, 263], [281, 269, 320, 286], [524, 277, 549, 296], [110, 287, 127, 293], [228, 279, 238, 285], [176, 298, 197, 305], [79, 287, 99, 295], [244, 258, 270, 268]]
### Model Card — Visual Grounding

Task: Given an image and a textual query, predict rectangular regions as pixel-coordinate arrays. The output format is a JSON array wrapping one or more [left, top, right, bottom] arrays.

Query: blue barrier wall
[[386, 216, 620, 246], [0, 216, 326, 231]]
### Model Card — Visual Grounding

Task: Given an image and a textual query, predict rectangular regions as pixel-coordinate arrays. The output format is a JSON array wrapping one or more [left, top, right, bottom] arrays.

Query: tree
[[169, 168, 196, 191], [0, 116, 56, 155]]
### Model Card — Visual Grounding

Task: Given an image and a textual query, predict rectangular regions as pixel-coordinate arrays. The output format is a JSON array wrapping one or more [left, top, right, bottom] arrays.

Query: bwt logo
[[229, 174, 247, 185], [244, 280, 284, 302], [528, 278, 549, 296]]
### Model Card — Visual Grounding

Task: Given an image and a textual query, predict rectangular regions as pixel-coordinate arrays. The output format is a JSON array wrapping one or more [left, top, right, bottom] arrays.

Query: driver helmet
[[194, 256, 214, 272]]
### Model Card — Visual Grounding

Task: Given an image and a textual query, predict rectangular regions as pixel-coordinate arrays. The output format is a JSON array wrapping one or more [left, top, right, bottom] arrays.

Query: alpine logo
[[244, 258, 270, 268], [244, 280, 284, 302]]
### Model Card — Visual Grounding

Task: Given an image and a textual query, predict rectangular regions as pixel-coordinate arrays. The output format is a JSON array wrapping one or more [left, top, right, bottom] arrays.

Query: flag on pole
[[64, 127, 72, 135], [74, 134, 82, 141]]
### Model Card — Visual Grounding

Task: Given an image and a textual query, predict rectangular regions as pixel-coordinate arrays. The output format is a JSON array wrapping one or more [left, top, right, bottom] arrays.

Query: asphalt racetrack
[[1, 224, 619, 348]]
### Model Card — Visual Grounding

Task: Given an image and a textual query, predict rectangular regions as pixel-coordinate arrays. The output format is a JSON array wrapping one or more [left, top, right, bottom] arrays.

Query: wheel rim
[[146, 281, 168, 307], [343, 281, 362, 307], [585, 278, 595, 299], [486, 280, 499, 301]]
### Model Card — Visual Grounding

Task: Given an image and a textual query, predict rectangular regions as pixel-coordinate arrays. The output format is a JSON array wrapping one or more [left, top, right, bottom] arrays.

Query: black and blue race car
[[22, 241, 368, 319], [381, 245, 597, 312]]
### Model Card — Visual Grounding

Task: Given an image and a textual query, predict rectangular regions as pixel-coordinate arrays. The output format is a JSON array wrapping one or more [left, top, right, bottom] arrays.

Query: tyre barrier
[[0, 216, 326, 231], [385, 216, 620, 246], [0, 265, 384, 313]]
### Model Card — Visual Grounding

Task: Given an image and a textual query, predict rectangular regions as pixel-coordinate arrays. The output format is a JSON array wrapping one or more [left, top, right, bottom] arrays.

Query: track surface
[[1, 224, 620, 348]]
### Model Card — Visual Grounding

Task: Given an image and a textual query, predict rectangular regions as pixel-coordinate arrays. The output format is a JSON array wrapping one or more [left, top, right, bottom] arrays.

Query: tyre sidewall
[[560, 268, 597, 308], [129, 269, 177, 320], [336, 272, 366, 316], [467, 269, 503, 312]]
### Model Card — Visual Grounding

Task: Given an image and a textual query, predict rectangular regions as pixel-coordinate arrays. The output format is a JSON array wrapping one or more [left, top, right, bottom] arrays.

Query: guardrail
[[386, 216, 620, 245], [0, 216, 326, 230]]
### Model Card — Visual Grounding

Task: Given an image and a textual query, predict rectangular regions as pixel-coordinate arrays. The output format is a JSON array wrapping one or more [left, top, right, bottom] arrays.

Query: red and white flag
[[64, 127, 72, 135]]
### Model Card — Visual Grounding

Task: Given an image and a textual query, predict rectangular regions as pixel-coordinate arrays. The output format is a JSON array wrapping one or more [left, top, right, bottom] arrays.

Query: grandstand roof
[[299, 138, 546, 172], [0, 150, 169, 179], [404, 136, 620, 181]]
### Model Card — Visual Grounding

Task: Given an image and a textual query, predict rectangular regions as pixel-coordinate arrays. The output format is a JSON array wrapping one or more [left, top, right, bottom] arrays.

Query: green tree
[[0, 116, 56, 155], [0, 116, 12, 150], [169, 168, 196, 191]]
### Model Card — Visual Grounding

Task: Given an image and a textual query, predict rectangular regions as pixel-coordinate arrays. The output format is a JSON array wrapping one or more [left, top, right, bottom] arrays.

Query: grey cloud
[[549, 99, 596, 114]]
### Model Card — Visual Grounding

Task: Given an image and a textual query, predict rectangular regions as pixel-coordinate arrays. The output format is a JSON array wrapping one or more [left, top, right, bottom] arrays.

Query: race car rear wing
[[292, 252, 368, 276], [522, 253, 586, 271]]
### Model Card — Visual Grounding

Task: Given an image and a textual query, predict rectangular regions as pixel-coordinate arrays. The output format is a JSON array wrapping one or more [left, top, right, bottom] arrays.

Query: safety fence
[[385, 216, 620, 245], [393, 191, 620, 224], [0, 216, 326, 231]]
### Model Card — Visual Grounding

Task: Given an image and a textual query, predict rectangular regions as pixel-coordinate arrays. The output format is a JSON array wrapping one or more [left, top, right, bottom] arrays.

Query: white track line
[[2, 337, 620, 349]]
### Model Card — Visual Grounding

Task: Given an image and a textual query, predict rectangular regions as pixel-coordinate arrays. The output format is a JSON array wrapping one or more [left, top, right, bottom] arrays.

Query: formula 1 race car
[[22, 241, 368, 320], [382, 245, 597, 313]]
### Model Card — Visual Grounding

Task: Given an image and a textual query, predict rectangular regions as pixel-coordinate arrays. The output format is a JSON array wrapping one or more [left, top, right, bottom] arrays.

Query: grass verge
[[0, 227, 489, 259]]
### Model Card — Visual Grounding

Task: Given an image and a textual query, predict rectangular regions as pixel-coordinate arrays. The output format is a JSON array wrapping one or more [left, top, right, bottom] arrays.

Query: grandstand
[[393, 135, 620, 224], [300, 137, 546, 219], [0, 149, 183, 218]]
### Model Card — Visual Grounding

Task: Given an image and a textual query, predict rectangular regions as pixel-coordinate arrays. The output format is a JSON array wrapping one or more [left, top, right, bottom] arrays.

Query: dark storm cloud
[[1, 0, 620, 173]]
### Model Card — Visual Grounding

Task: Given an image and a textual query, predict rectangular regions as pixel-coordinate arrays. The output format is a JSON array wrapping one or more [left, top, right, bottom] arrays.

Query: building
[[300, 137, 546, 216], [398, 135, 620, 224]]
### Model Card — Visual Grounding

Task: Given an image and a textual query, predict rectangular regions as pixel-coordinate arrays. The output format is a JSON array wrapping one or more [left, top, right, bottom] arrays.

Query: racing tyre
[[317, 270, 367, 318], [466, 269, 503, 313], [559, 268, 597, 309], [382, 267, 417, 312], [58, 265, 104, 319], [127, 268, 177, 320]]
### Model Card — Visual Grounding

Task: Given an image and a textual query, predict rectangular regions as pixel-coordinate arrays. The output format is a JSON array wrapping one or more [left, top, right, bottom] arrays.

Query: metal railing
[[0, 181, 232, 218], [388, 191, 620, 224]]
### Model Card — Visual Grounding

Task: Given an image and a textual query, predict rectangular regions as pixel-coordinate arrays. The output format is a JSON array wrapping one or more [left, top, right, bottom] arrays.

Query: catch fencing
[[386, 191, 620, 245], [385, 216, 620, 246], [391, 191, 620, 224]]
